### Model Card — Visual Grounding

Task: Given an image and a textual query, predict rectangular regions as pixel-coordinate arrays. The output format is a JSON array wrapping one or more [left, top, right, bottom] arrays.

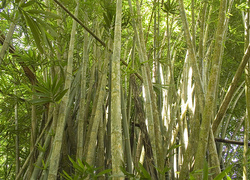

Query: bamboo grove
[[0, 0, 250, 179]]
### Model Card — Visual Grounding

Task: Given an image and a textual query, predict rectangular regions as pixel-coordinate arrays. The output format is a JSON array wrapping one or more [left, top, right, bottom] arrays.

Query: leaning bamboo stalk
[[83, 23, 104, 160], [207, 0, 234, 173], [47, 0, 79, 179], [76, 9, 89, 160], [30, 127, 52, 180], [244, 2, 250, 178], [208, 128, 221, 179], [126, 38, 135, 127], [14, 89, 20, 175], [15, 114, 53, 180], [96, 110, 105, 179], [85, 52, 109, 166], [212, 44, 250, 133], [244, 85, 249, 180], [81, 60, 97, 148], [106, 51, 112, 171], [30, 104, 54, 179], [221, 82, 245, 139], [217, 84, 245, 162], [121, 84, 133, 174], [27, 86, 37, 179]]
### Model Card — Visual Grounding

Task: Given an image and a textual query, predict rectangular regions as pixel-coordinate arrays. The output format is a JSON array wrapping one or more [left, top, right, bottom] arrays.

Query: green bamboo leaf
[[34, 23, 54, 53], [39, 25, 51, 48], [138, 163, 151, 179], [51, 76, 58, 94], [30, 98, 52, 105], [107, 9, 115, 22], [37, 143, 46, 152], [0, 12, 10, 20], [20, 0, 36, 8], [126, 60, 133, 70], [40, 11, 61, 19], [26, 9, 61, 19], [46, 77, 52, 90], [103, 13, 111, 28], [45, 31, 54, 51], [163, 166, 171, 173], [213, 165, 233, 180], [52, 76, 62, 94], [39, 78, 48, 88], [61, 170, 73, 180], [68, 156, 82, 172], [0, 0, 7, 9], [140, 59, 152, 65], [83, 160, 93, 170], [166, 144, 181, 155], [22, 11, 43, 53], [155, 165, 171, 175], [170, 10, 177, 14], [189, 174, 196, 180], [76, 158, 86, 171], [34, 85, 51, 95], [54, 89, 68, 102], [35, 18, 58, 37], [33, 92, 51, 98], [96, 169, 112, 177], [41, 159, 48, 169]]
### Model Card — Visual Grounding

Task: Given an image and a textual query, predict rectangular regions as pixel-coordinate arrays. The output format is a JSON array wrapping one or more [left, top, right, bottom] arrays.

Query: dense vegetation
[[1, 0, 250, 179]]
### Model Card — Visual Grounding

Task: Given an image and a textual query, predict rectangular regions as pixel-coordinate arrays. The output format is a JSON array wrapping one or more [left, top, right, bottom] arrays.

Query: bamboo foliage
[[1, 0, 250, 179]]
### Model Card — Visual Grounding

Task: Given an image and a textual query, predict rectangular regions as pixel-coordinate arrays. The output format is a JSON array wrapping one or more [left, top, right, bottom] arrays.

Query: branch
[[54, 0, 105, 47], [215, 138, 250, 146]]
